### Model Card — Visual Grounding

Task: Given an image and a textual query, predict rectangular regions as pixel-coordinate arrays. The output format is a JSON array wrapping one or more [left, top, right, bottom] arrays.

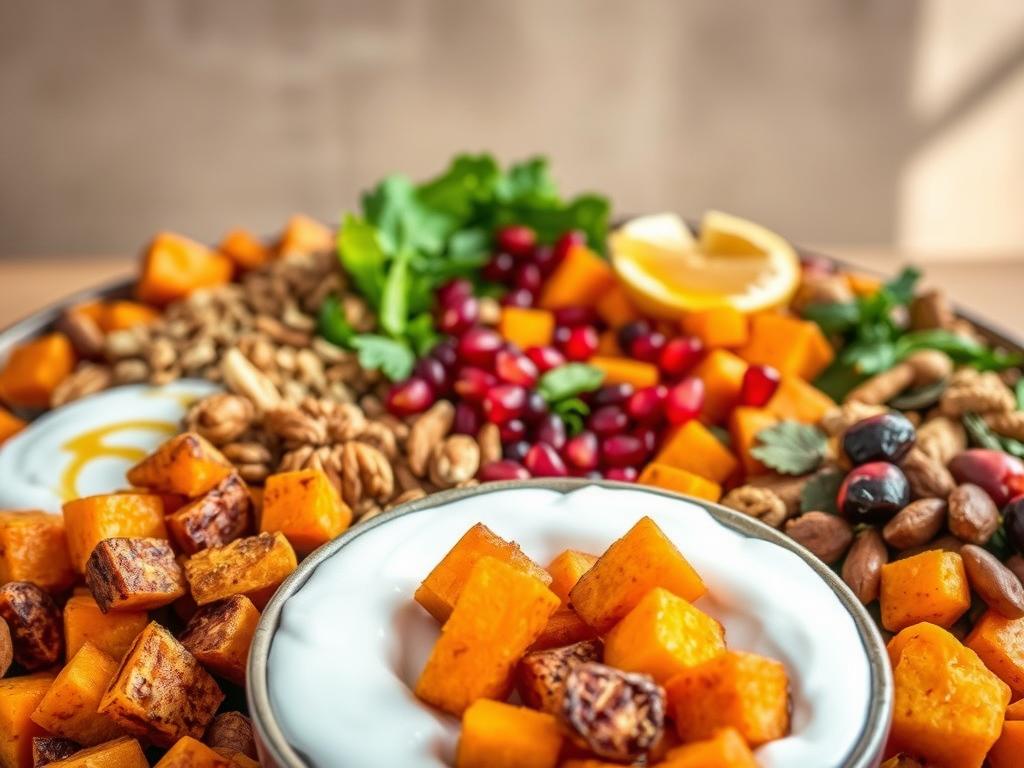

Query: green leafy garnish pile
[[318, 154, 610, 380], [536, 363, 606, 434]]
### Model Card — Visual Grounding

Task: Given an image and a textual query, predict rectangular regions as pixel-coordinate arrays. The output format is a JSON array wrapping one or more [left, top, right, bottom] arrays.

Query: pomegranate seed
[[605, 466, 638, 483], [437, 295, 479, 335], [413, 357, 448, 393], [560, 326, 599, 361], [526, 346, 566, 373], [554, 307, 600, 327], [601, 434, 646, 468], [454, 367, 497, 401], [484, 385, 527, 424], [504, 439, 530, 461], [617, 320, 652, 352], [659, 337, 704, 378], [483, 251, 516, 282], [479, 460, 531, 482], [589, 405, 629, 436], [458, 327, 503, 367], [452, 401, 482, 435], [563, 431, 600, 471], [630, 331, 667, 363], [532, 244, 559, 276], [501, 288, 535, 307], [524, 443, 568, 477], [553, 230, 586, 263], [515, 263, 543, 293], [499, 419, 528, 443], [949, 449, 1024, 506], [493, 349, 538, 387], [535, 414, 567, 450], [665, 377, 705, 424], [633, 426, 658, 455], [740, 364, 781, 407], [627, 385, 667, 424], [496, 225, 537, 257], [437, 278, 473, 307], [522, 391, 549, 422], [431, 338, 458, 369], [386, 377, 435, 417], [592, 384, 635, 407]]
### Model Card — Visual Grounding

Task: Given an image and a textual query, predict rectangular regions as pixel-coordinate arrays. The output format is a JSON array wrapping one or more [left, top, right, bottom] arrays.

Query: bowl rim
[[245, 478, 894, 768]]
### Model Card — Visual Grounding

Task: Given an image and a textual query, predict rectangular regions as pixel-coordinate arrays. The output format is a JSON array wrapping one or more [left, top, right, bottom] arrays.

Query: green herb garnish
[[751, 421, 828, 476], [800, 467, 844, 515], [537, 363, 606, 436]]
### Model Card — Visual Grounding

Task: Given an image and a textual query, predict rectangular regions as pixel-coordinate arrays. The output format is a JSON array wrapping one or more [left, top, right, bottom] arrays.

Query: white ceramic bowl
[[248, 481, 892, 768]]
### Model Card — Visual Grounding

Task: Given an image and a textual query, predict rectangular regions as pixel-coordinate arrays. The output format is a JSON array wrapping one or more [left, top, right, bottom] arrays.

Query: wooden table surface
[[1, 252, 1022, 337]]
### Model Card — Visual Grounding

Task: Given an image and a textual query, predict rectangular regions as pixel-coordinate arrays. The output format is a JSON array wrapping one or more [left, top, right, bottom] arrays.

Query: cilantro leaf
[[751, 421, 827, 475], [802, 301, 861, 335], [551, 397, 590, 435], [496, 156, 560, 206], [538, 363, 605, 403], [337, 214, 387, 307], [350, 335, 415, 381], [417, 154, 502, 220]]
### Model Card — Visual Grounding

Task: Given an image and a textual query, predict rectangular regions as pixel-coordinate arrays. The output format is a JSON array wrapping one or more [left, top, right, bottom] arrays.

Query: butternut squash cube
[[0, 334, 76, 409], [137, 232, 233, 306], [98, 622, 223, 747], [538, 244, 616, 310], [736, 313, 834, 380], [886, 622, 1010, 768], [0, 406, 26, 445], [415, 523, 551, 624], [0, 581, 64, 670], [604, 587, 725, 683], [498, 307, 555, 349], [529, 608, 599, 652], [0, 511, 75, 593], [570, 517, 706, 634], [179, 595, 259, 686], [63, 594, 147, 662], [660, 727, 757, 768], [415, 556, 560, 715], [595, 284, 641, 328], [184, 532, 297, 608], [0, 673, 54, 768], [154, 736, 233, 767], [516, 639, 603, 715], [637, 463, 722, 502], [260, 469, 351, 554], [46, 737, 148, 768], [31, 736, 80, 766], [588, 356, 660, 389], [85, 537, 185, 613], [0, 617, 9, 678], [880, 550, 970, 632], [691, 349, 747, 425], [98, 301, 160, 332], [166, 473, 253, 555], [766, 375, 836, 424], [455, 699, 562, 768], [989, 721, 1024, 768], [654, 420, 739, 485], [62, 493, 167, 573], [31, 642, 123, 746], [681, 306, 749, 349], [728, 406, 778, 477], [218, 228, 271, 272], [126, 433, 233, 498], [277, 214, 334, 256], [665, 650, 790, 747], [965, 610, 1024, 697], [546, 550, 597, 605], [1006, 699, 1024, 720]]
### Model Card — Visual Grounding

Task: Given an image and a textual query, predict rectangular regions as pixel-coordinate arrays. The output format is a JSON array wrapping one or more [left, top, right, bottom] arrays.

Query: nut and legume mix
[[2, 154, 1024, 766]]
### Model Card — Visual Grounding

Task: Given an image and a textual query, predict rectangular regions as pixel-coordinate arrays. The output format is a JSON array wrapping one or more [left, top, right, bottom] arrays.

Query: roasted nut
[[745, 473, 808, 517], [85, 537, 186, 613], [204, 711, 257, 758], [845, 362, 915, 405], [407, 401, 455, 477], [784, 512, 854, 564], [947, 483, 999, 545], [186, 394, 256, 445], [340, 441, 394, 505], [900, 448, 955, 499], [905, 349, 952, 387], [821, 402, 888, 436], [429, 435, 480, 488], [1007, 554, 1024, 586], [32, 736, 80, 767], [910, 289, 955, 331], [516, 639, 603, 715], [560, 662, 665, 762], [0, 616, 11, 677], [477, 423, 503, 466], [915, 416, 966, 464], [882, 498, 947, 550], [166, 473, 253, 555], [897, 534, 964, 560], [56, 309, 106, 359], [842, 528, 888, 604], [0, 581, 63, 670], [940, 368, 1015, 417], [960, 544, 1024, 619], [222, 348, 282, 413], [721, 486, 787, 528]]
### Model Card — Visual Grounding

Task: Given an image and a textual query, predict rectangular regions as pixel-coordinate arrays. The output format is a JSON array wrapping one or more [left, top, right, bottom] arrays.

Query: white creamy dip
[[268, 485, 873, 767]]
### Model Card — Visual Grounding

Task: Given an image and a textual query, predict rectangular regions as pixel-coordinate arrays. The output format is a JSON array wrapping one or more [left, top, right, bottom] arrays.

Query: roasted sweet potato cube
[[260, 469, 351, 554], [660, 727, 756, 768], [989, 720, 1024, 768], [416, 556, 560, 715], [166, 473, 253, 555], [215, 750, 259, 768], [98, 622, 224, 747], [0, 581, 64, 670], [62, 493, 167, 573], [277, 214, 334, 256], [456, 699, 562, 768], [154, 736, 233, 767], [85, 537, 185, 613], [666, 650, 790, 747], [46, 737, 148, 768], [0, 406, 27, 445], [1007, 699, 1024, 720], [126, 433, 233, 498], [30, 642, 123, 746], [63, 594, 147, 662], [0, 616, 10, 677], [570, 517, 706, 634], [0, 512, 76, 592], [529, 608, 598, 652], [965, 610, 1024, 697], [0, 673, 54, 768], [605, 587, 725, 683], [184, 532, 297, 608], [546, 550, 597, 605], [516, 639, 603, 714], [886, 622, 1009, 768], [415, 523, 552, 624], [203, 712, 256, 759], [179, 595, 259, 685], [31, 737, 80, 767], [880, 550, 970, 632]]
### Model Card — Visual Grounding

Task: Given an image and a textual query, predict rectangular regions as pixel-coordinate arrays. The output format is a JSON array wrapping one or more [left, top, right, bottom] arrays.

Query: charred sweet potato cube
[[63, 594, 147, 662], [85, 537, 185, 613], [570, 517, 706, 634], [154, 736, 233, 767], [456, 699, 562, 768], [46, 736, 148, 768], [660, 727, 757, 768], [166, 473, 253, 555], [415, 523, 552, 624], [529, 608, 599, 652], [0, 673, 54, 768], [416, 556, 560, 716], [179, 595, 259, 685], [184, 532, 297, 609], [0, 512, 76, 593], [30, 642, 124, 746], [516, 639, 603, 714], [880, 550, 970, 632], [546, 550, 597, 605], [965, 610, 1024, 697], [0, 581, 64, 670], [126, 433, 233, 498], [98, 622, 224, 747], [604, 587, 725, 683], [666, 650, 790, 747], [62, 493, 167, 573], [260, 469, 352, 554], [32, 737, 80, 767], [203, 712, 256, 759]]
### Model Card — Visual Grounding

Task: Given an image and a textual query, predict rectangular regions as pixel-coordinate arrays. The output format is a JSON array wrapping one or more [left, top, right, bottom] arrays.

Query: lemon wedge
[[610, 211, 801, 317]]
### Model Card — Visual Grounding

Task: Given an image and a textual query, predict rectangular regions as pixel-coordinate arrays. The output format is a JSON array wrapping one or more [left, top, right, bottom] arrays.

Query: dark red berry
[[479, 460, 531, 482], [504, 439, 531, 462], [386, 377, 434, 417], [437, 295, 479, 335], [553, 230, 586, 262], [605, 466, 638, 483], [483, 251, 516, 282], [601, 434, 646, 468], [499, 419, 528, 443], [626, 385, 667, 424], [484, 385, 527, 424], [837, 462, 910, 522], [630, 331, 667, 363], [739, 364, 781, 408], [1004, 496, 1024, 554], [617, 320, 652, 353], [665, 377, 705, 424], [560, 326, 599, 361], [431, 338, 458, 369], [535, 414, 567, 450], [494, 349, 538, 387], [501, 288, 535, 307], [633, 426, 658, 455], [458, 327, 503, 367], [413, 357, 448, 393], [949, 449, 1024, 507], [515, 263, 543, 293], [554, 307, 600, 328], [526, 346, 565, 373], [454, 367, 497, 401], [532, 244, 559, 276], [496, 225, 537, 258], [452, 401, 482, 435], [842, 413, 916, 466], [522, 391, 549, 423], [437, 278, 473, 307], [592, 383, 635, 408], [563, 431, 599, 471], [659, 337, 704, 379], [589, 405, 629, 437], [524, 443, 568, 477]]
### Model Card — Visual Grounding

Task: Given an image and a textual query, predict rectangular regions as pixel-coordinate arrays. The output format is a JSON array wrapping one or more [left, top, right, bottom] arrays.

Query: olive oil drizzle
[[59, 420, 177, 500]]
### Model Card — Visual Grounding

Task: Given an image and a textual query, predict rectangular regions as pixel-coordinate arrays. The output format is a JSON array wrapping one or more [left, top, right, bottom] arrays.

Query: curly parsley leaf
[[751, 421, 828, 476], [538, 363, 605, 404], [350, 335, 415, 382]]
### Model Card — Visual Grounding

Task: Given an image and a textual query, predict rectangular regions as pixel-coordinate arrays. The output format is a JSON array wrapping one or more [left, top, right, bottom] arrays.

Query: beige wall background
[[1, 0, 1023, 259]]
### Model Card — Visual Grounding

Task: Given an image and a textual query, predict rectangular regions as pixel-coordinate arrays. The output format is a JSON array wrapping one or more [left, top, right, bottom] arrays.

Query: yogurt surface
[[268, 485, 873, 767]]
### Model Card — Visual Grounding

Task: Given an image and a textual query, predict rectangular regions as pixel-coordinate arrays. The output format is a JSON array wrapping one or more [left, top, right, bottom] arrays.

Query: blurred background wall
[[1, 0, 1022, 258]]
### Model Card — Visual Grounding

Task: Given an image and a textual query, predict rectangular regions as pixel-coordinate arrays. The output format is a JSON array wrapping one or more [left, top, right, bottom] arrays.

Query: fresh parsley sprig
[[537, 363, 606, 435]]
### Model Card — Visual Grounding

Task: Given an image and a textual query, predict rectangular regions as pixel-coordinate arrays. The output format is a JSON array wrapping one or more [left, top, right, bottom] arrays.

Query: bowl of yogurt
[[248, 480, 893, 768]]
